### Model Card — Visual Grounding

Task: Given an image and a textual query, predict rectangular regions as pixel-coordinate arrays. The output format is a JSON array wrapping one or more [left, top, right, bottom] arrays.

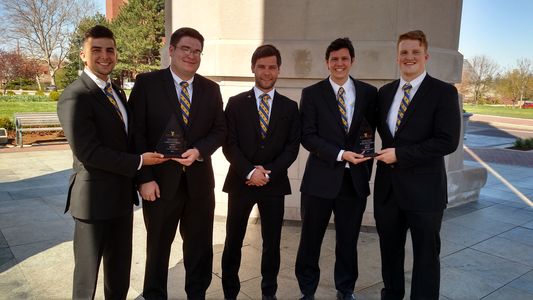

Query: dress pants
[[295, 170, 367, 296], [221, 193, 285, 299], [374, 191, 443, 300], [142, 176, 215, 300], [72, 212, 133, 300]]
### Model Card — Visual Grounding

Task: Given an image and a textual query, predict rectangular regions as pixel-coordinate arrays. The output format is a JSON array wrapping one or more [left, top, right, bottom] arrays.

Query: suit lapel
[[161, 68, 184, 128], [188, 76, 202, 128], [320, 79, 346, 133], [81, 73, 127, 134], [265, 91, 282, 139], [382, 80, 399, 139], [347, 77, 365, 137], [246, 89, 262, 139], [395, 75, 431, 135]]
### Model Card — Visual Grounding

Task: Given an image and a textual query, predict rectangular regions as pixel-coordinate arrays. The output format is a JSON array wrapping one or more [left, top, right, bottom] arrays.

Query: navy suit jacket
[[299, 76, 377, 199], [129, 68, 226, 201], [374, 74, 461, 211], [57, 72, 140, 220], [222, 89, 300, 196]]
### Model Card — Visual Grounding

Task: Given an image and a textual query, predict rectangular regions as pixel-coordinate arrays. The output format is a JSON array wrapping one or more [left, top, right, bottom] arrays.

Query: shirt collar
[[84, 67, 110, 90], [400, 71, 427, 90], [170, 68, 194, 86], [253, 86, 275, 100], [328, 76, 355, 95]]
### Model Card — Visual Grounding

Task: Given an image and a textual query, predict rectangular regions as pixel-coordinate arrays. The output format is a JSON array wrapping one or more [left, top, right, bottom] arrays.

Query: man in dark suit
[[374, 30, 461, 299], [57, 25, 166, 299], [129, 27, 226, 300], [221, 45, 300, 300], [295, 38, 377, 300]]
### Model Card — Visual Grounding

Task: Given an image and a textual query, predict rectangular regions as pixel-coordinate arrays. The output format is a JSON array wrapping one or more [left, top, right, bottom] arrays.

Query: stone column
[[164, 0, 485, 225]]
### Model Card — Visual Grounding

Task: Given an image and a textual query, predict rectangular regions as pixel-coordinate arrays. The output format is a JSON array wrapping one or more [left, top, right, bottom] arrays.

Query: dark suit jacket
[[222, 89, 300, 196], [300, 76, 377, 199], [57, 72, 140, 220], [374, 74, 461, 211], [129, 68, 226, 200]]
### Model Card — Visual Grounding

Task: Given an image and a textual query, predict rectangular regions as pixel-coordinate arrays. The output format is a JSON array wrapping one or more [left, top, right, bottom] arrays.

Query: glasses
[[177, 46, 203, 57]]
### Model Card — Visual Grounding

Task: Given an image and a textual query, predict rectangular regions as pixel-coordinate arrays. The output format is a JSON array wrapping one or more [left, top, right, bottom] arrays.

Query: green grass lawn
[[464, 104, 533, 119], [0, 101, 57, 119]]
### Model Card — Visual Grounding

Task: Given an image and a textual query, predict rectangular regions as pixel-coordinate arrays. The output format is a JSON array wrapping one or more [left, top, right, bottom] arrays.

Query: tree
[[0, 50, 40, 95], [61, 14, 108, 88], [495, 58, 532, 107], [1, 0, 95, 86], [463, 55, 499, 105], [111, 0, 165, 81]]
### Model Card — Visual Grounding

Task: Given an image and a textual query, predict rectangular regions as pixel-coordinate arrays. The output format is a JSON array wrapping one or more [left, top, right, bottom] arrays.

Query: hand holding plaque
[[359, 119, 377, 157], [156, 114, 186, 158]]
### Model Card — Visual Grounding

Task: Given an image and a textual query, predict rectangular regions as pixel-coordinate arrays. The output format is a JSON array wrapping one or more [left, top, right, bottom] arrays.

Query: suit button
[[260, 145, 265, 149], [390, 165, 395, 168]]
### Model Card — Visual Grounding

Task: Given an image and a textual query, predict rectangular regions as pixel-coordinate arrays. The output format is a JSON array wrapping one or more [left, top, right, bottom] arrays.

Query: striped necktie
[[103, 82, 124, 123], [259, 94, 270, 139], [337, 87, 349, 132], [396, 83, 412, 132], [179, 81, 191, 126]]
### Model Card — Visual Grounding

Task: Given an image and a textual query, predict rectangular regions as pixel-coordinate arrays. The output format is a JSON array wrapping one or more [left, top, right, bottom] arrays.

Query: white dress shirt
[[329, 77, 356, 165], [387, 71, 427, 136]]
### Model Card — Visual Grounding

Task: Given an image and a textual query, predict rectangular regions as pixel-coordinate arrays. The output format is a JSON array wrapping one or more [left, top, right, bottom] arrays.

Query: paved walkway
[[1, 123, 533, 299]]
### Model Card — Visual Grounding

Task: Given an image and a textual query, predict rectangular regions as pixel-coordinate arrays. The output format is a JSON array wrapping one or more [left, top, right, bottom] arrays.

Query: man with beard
[[221, 45, 300, 300]]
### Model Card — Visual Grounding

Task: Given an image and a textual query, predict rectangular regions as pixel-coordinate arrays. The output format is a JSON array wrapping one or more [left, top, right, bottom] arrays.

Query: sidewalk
[[1, 134, 533, 299]]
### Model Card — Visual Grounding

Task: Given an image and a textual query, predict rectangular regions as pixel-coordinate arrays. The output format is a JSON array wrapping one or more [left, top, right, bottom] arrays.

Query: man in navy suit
[[129, 27, 226, 299], [57, 25, 166, 299], [295, 38, 377, 300], [374, 30, 461, 299], [221, 45, 300, 300]]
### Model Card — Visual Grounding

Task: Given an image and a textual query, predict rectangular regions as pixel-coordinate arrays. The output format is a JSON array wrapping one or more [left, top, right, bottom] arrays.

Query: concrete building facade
[[162, 0, 486, 225]]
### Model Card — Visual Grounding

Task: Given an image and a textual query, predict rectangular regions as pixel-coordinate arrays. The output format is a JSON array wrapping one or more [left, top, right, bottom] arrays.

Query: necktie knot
[[261, 94, 270, 101], [180, 81, 189, 88], [402, 83, 412, 92], [105, 82, 113, 93]]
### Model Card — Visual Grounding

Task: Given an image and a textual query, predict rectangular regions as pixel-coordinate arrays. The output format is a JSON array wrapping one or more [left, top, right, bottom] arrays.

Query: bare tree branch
[[1, 0, 95, 85]]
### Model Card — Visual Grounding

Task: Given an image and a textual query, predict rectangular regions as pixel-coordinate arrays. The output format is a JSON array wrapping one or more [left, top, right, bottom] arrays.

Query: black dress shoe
[[262, 295, 277, 300], [336, 291, 356, 300], [299, 294, 315, 300]]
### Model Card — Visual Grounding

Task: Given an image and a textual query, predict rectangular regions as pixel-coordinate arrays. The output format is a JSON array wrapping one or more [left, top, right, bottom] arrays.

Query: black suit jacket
[[57, 72, 140, 220], [300, 76, 377, 199], [129, 68, 226, 200], [374, 74, 461, 211], [222, 89, 300, 196]]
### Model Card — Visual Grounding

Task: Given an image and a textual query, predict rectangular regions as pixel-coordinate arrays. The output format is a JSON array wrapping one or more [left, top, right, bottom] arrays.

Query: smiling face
[[326, 48, 353, 85], [169, 36, 202, 80], [80, 37, 117, 81], [252, 55, 280, 93], [397, 39, 429, 81]]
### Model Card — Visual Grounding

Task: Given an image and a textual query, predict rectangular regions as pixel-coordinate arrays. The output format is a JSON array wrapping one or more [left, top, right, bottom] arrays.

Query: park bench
[[14, 112, 62, 147]]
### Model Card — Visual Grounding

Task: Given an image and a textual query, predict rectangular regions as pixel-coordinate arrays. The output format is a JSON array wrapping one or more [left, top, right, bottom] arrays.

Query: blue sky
[[459, 0, 533, 69]]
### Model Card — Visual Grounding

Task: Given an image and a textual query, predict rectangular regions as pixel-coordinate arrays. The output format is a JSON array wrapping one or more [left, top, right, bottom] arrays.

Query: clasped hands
[[246, 165, 271, 187]]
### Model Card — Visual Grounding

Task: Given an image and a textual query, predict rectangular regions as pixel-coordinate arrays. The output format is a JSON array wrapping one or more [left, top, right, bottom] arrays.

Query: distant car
[[45, 85, 57, 91], [521, 101, 533, 109], [123, 82, 134, 89]]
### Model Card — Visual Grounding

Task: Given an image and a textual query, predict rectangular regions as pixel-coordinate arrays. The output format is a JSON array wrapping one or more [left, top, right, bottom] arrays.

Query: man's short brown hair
[[397, 30, 428, 51]]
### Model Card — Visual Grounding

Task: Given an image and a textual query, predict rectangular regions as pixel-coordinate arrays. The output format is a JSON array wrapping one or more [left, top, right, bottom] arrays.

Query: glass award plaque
[[359, 119, 377, 157], [156, 115, 186, 158]]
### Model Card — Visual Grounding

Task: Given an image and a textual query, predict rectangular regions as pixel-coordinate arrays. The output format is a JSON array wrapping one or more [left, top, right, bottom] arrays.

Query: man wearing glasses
[[129, 27, 226, 299]]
